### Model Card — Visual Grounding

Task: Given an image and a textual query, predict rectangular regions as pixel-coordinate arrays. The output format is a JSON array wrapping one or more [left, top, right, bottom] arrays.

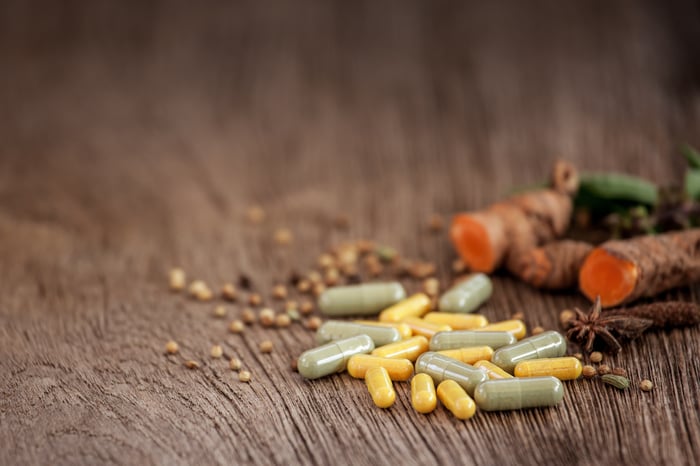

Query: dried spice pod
[[516, 240, 593, 290]]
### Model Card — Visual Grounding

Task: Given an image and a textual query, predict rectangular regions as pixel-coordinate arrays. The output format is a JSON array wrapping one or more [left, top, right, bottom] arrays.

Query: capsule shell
[[473, 360, 513, 379], [365, 366, 396, 408], [319, 282, 406, 316], [514, 357, 583, 380], [474, 376, 564, 411], [430, 330, 516, 351], [354, 320, 413, 339], [437, 346, 494, 365], [379, 293, 432, 322], [411, 373, 437, 414], [476, 320, 527, 340], [438, 273, 493, 313], [491, 331, 567, 373], [402, 317, 451, 338], [372, 336, 429, 361], [316, 320, 401, 346], [437, 380, 476, 420], [423, 312, 489, 330], [297, 335, 375, 379], [347, 355, 413, 381], [414, 352, 488, 396]]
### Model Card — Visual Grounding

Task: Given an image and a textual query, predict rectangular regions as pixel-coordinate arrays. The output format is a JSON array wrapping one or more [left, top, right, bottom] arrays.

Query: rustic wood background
[[2, 1, 700, 465]]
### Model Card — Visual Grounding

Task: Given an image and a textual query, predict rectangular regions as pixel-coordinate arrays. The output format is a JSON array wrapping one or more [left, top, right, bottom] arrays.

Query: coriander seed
[[221, 283, 238, 301], [213, 305, 227, 318], [612, 367, 627, 377], [639, 379, 654, 392], [241, 308, 256, 325], [239, 370, 251, 382], [559, 309, 575, 329], [184, 360, 200, 370], [259, 340, 274, 353], [297, 279, 311, 293], [248, 293, 262, 306], [324, 268, 340, 286], [573, 353, 583, 360], [189, 280, 213, 301], [229, 358, 242, 371], [272, 284, 288, 300], [210, 345, 223, 359], [169, 268, 186, 291], [274, 228, 293, 245], [312, 283, 326, 297], [598, 364, 611, 375], [305, 316, 322, 331], [229, 320, 245, 333], [531, 326, 545, 335], [452, 259, 466, 274], [285, 300, 298, 312], [423, 278, 440, 297], [307, 271, 322, 284], [246, 205, 266, 224], [428, 213, 444, 232], [590, 351, 603, 363], [409, 261, 436, 279], [511, 311, 525, 321], [318, 254, 335, 269], [276, 313, 292, 328], [165, 340, 179, 355], [300, 300, 314, 315], [582, 365, 596, 378], [259, 308, 276, 327]]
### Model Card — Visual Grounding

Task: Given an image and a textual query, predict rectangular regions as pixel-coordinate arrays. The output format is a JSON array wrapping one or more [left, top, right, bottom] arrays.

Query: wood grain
[[1, 1, 700, 465]]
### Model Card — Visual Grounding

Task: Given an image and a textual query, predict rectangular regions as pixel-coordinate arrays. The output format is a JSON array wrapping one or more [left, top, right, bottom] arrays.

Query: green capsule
[[316, 321, 401, 347], [491, 331, 567, 373], [429, 330, 516, 351], [414, 352, 488, 396], [438, 274, 493, 313], [297, 335, 375, 380], [474, 376, 564, 411], [319, 282, 406, 317]]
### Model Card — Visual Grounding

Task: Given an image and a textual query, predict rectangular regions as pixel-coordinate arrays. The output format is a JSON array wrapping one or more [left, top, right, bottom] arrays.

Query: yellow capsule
[[437, 380, 476, 420], [514, 357, 583, 380], [411, 373, 437, 414], [423, 312, 489, 330], [347, 354, 413, 381], [372, 336, 429, 361], [473, 360, 513, 379], [476, 319, 527, 340], [402, 317, 451, 338], [379, 293, 432, 323], [354, 320, 413, 339], [437, 346, 494, 365], [365, 366, 396, 408]]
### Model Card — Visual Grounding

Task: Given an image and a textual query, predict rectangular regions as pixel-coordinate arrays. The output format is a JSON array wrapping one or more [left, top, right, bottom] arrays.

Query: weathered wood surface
[[1, 1, 700, 465]]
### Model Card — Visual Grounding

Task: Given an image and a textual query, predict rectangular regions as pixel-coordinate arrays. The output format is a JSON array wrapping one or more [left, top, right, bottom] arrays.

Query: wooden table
[[2, 2, 699, 465]]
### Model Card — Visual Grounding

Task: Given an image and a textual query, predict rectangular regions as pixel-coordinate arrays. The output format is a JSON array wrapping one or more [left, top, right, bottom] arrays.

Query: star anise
[[566, 296, 653, 353]]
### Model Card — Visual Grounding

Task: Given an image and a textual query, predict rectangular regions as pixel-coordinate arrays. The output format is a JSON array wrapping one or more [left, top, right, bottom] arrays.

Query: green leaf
[[680, 144, 700, 169], [685, 169, 700, 200], [578, 172, 658, 206]]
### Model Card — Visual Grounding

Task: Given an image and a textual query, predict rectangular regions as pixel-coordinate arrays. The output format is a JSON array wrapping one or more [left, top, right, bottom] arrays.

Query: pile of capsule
[[296, 274, 582, 420]]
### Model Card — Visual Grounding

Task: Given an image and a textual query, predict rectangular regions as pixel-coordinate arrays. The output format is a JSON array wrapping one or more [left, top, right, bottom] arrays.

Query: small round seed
[[317, 254, 335, 269], [239, 370, 251, 382], [184, 360, 200, 370], [333, 214, 350, 230], [312, 283, 326, 297], [189, 280, 213, 301], [241, 308, 256, 325], [423, 278, 440, 297], [229, 358, 242, 371], [169, 268, 186, 291], [259, 308, 276, 327], [274, 228, 293, 245], [559, 309, 576, 329], [305, 316, 322, 330], [356, 240, 375, 254], [582, 365, 597, 378], [276, 313, 292, 328], [229, 320, 245, 333], [307, 271, 322, 284], [324, 269, 340, 286], [272, 285, 288, 300], [299, 300, 314, 315], [409, 261, 436, 279], [597, 364, 611, 375], [511, 311, 525, 321], [285, 300, 298, 312], [259, 340, 274, 353], [612, 367, 627, 377], [590, 352, 603, 363], [531, 326, 545, 335], [165, 340, 179, 355], [287, 309, 301, 321], [246, 205, 266, 224], [573, 353, 583, 360], [213, 305, 227, 318], [366, 262, 383, 277], [296, 279, 311, 293], [210, 345, 223, 359], [221, 283, 238, 301], [451, 259, 466, 274], [639, 379, 654, 392], [428, 214, 444, 232], [248, 293, 262, 307]]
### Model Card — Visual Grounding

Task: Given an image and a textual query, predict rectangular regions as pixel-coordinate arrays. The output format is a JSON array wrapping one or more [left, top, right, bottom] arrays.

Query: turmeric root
[[450, 161, 578, 273], [516, 240, 593, 290], [579, 229, 700, 307]]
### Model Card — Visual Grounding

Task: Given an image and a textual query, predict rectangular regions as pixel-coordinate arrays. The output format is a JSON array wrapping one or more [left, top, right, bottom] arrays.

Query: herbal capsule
[[347, 355, 413, 381], [365, 366, 396, 408], [379, 293, 432, 322], [430, 330, 516, 351], [474, 360, 513, 379], [438, 273, 493, 313], [476, 320, 527, 340], [411, 373, 437, 414], [514, 357, 583, 380], [354, 320, 413, 339], [319, 282, 406, 316], [402, 317, 451, 338], [415, 352, 488, 395], [423, 312, 489, 330], [491, 331, 567, 373], [316, 321, 401, 347], [437, 380, 476, 420], [437, 346, 494, 365], [474, 376, 564, 411], [372, 336, 429, 361], [297, 335, 375, 379]]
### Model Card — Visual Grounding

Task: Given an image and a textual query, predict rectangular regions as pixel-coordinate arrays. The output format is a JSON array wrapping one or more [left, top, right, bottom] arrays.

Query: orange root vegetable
[[515, 240, 593, 290], [450, 161, 578, 273], [579, 229, 700, 307]]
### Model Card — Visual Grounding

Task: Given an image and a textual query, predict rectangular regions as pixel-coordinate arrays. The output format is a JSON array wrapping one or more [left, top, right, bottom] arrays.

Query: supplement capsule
[[379, 293, 432, 322], [474, 376, 564, 411], [297, 335, 375, 379], [316, 320, 401, 347], [372, 336, 429, 362], [415, 352, 487, 396], [354, 320, 413, 339], [473, 360, 513, 379], [402, 317, 451, 338], [347, 355, 413, 381], [319, 282, 406, 316], [514, 357, 583, 380], [411, 373, 437, 414], [430, 330, 516, 351], [475, 319, 527, 340], [438, 273, 493, 313], [491, 331, 567, 373], [365, 366, 396, 408], [423, 312, 489, 330], [437, 346, 494, 365], [437, 380, 476, 420]]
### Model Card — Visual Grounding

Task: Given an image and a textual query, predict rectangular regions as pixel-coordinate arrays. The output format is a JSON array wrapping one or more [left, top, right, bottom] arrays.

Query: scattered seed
[[229, 320, 245, 333], [356, 240, 376, 255], [189, 280, 213, 301], [333, 214, 350, 230], [184, 360, 200, 370], [428, 214, 444, 232], [238, 274, 252, 290], [639, 379, 654, 392], [291, 358, 298, 371], [511, 311, 525, 321], [337, 247, 358, 266], [559, 309, 576, 329], [340, 264, 359, 278], [285, 300, 298, 312], [601, 374, 629, 390], [307, 271, 323, 284], [241, 308, 256, 325], [573, 353, 583, 360], [451, 259, 467, 274], [239, 370, 251, 382], [582, 365, 597, 378], [259, 340, 274, 353], [597, 364, 611, 375], [531, 326, 545, 335], [300, 300, 314, 315], [248, 293, 262, 307], [612, 367, 627, 376], [318, 254, 335, 269], [312, 283, 326, 297], [297, 279, 311, 293], [287, 309, 301, 321], [305, 316, 322, 330], [274, 228, 293, 245], [423, 278, 440, 297], [259, 308, 276, 327], [272, 284, 288, 300], [246, 205, 266, 224], [376, 247, 397, 264], [221, 283, 238, 301], [590, 352, 603, 363], [229, 358, 242, 371], [213, 305, 227, 318], [276, 313, 292, 328], [165, 340, 179, 355], [324, 268, 340, 286], [169, 268, 186, 291], [409, 261, 436, 279], [210, 345, 223, 359]]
